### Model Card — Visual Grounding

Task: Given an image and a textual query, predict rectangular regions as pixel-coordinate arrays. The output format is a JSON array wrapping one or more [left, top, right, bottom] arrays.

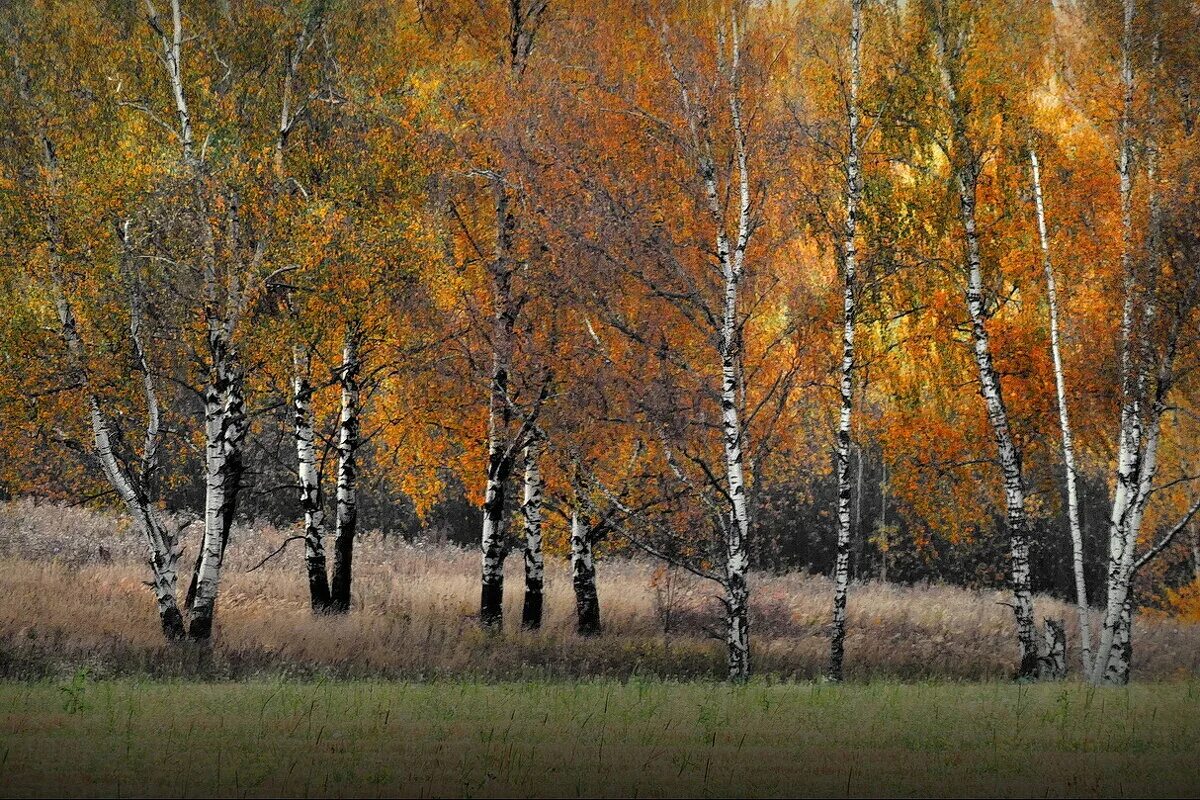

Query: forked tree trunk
[[932, 12, 1038, 679], [829, 0, 863, 684], [1091, 0, 1143, 685], [36, 135, 185, 639], [521, 438, 545, 630], [294, 346, 331, 613], [1030, 148, 1091, 672], [571, 510, 601, 636], [330, 330, 360, 614]]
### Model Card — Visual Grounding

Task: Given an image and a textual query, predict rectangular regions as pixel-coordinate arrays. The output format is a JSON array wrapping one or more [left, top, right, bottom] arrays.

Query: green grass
[[0, 679, 1198, 797]]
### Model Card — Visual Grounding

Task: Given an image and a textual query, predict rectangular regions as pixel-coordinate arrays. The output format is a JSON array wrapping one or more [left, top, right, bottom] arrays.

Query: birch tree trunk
[[713, 13, 753, 682], [1105, 594, 1135, 685], [829, 0, 863, 684], [294, 345, 331, 613], [481, 179, 518, 631], [520, 437, 545, 630], [330, 330, 361, 614], [16, 45, 186, 639], [571, 510, 601, 637], [44, 200, 184, 638], [188, 332, 247, 640], [1091, 0, 1142, 685], [1030, 148, 1091, 672], [932, 12, 1039, 678]]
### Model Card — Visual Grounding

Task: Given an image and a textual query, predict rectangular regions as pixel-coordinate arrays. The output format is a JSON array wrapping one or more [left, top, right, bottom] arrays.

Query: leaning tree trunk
[[330, 331, 360, 614], [829, 0, 863, 684], [188, 333, 246, 641], [933, 16, 1039, 679], [294, 345, 331, 613], [520, 437, 545, 629], [571, 509, 601, 636], [35, 127, 185, 639], [1030, 148, 1091, 672]]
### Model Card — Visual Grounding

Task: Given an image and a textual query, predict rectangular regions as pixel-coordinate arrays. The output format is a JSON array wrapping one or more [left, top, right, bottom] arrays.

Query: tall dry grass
[[1, 498, 1197, 680]]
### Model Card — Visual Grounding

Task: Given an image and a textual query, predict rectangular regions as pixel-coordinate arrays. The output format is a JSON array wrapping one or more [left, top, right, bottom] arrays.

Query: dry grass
[[1, 499, 1198, 681]]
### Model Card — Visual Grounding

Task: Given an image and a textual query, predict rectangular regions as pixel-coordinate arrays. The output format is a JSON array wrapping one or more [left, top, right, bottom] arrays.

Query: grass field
[[0, 679, 1198, 797]]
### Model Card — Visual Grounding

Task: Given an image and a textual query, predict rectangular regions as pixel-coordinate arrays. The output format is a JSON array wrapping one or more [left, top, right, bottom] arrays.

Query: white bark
[[931, 8, 1039, 677], [330, 330, 360, 613], [294, 345, 331, 612], [33, 127, 184, 639], [143, 0, 194, 163], [571, 507, 601, 636], [1030, 148, 1091, 672], [480, 179, 517, 630], [708, 12, 753, 682], [520, 436, 545, 629], [830, 0, 863, 683], [1091, 0, 1142, 685], [188, 341, 246, 639]]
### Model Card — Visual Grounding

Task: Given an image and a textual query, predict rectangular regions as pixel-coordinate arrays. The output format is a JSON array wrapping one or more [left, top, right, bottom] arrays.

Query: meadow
[[1, 680, 1199, 797], [3, 502, 1200, 797]]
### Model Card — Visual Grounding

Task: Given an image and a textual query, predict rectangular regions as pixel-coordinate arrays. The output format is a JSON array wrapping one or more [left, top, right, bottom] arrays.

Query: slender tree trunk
[[481, 180, 517, 631], [1030, 148, 1091, 672], [35, 132, 185, 639], [879, 463, 888, 583], [188, 333, 246, 641], [520, 437, 545, 630], [294, 346, 331, 613], [571, 510, 601, 637], [330, 330, 360, 614], [852, 444, 864, 580], [932, 13, 1039, 679], [1092, 0, 1142, 685], [829, 0, 863, 684]]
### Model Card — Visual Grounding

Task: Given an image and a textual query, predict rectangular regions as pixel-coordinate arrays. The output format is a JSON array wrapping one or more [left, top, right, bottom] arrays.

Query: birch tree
[[2, 6, 187, 640], [828, 0, 865, 684], [1029, 147, 1091, 670], [1083, 0, 1200, 685], [474, 0, 552, 631], [924, 0, 1040, 678], [520, 433, 546, 629]]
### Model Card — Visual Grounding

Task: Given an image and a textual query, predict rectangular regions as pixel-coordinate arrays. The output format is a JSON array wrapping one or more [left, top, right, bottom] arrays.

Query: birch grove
[[3, 0, 1200, 682]]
